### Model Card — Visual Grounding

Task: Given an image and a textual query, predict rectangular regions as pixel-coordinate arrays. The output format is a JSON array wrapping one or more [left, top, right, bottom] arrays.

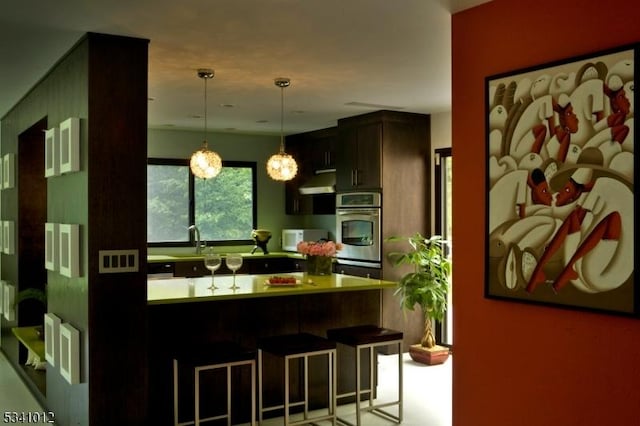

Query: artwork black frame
[[484, 44, 638, 317]]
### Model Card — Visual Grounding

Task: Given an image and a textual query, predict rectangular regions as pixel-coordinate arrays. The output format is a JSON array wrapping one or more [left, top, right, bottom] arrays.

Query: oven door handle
[[337, 209, 380, 216]]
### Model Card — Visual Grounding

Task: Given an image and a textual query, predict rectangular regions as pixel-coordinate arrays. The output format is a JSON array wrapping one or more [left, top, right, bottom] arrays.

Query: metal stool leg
[[173, 359, 179, 426]]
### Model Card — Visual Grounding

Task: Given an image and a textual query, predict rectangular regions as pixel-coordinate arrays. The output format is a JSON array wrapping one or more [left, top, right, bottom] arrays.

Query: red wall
[[452, 1, 640, 425]]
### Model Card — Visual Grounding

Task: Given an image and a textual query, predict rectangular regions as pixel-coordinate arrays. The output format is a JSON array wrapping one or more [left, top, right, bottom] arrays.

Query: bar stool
[[258, 332, 337, 425], [173, 341, 256, 426], [326, 325, 403, 426]]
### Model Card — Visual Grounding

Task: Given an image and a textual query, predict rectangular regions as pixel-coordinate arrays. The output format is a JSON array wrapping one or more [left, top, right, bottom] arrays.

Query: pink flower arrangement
[[296, 240, 343, 257]]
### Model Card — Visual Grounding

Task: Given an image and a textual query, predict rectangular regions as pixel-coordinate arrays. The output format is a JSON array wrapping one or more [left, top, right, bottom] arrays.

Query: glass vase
[[306, 255, 333, 276]]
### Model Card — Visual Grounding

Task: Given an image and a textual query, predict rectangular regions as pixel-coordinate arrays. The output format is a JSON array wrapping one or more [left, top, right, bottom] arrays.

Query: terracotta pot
[[409, 343, 449, 365]]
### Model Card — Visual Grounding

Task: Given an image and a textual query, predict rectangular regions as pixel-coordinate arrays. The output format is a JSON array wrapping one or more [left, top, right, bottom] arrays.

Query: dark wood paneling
[[86, 33, 149, 426]]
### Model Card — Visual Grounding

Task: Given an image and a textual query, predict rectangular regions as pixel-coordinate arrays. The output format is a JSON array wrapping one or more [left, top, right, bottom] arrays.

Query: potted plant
[[15, 287, 47, 339], [386, 233, 451, 365]]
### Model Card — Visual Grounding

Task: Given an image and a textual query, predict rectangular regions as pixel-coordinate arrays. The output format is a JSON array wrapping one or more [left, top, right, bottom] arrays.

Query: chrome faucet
[[188, 225, 202, 254]]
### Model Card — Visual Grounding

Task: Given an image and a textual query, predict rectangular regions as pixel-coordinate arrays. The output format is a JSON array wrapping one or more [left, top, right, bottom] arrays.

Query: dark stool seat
[[258, 333, 337, 425], [327, 325, 403, 426], [173, 341, 256, 426], [327, 325, 403, 346]]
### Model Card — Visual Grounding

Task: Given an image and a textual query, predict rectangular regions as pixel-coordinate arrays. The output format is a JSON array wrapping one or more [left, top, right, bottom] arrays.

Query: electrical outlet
[[99, 249, 139, 273]]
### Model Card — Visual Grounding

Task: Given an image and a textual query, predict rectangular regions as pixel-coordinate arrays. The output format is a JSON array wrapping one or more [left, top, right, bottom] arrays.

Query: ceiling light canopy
[[190, 68, 222, 179], [266, 77, 298, 181]]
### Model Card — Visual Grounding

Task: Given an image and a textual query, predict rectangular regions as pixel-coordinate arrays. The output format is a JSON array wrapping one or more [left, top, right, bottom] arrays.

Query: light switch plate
[[99, 249, 139, 273]]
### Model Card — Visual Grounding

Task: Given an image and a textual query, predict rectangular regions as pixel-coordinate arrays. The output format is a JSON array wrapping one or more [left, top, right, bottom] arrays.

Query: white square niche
[[59, 117, 80, 174], [0, 280, 4, 315], [59, 323, 80, 384], [44, 313, 62, 366], [45, 127, 60, 177], [45, 223, 59, 271], [3, 282, 15, 321], [59, 224, 80, 278], [3, 153, 15, 189], [3, 221, 15, 255]]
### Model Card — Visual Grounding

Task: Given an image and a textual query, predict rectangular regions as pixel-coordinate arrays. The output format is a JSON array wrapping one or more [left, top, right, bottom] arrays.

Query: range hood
[[298, 169, 336, 195]]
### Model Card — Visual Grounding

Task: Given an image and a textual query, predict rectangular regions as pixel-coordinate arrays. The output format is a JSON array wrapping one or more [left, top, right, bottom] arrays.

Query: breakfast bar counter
[[147, 272, 396, 304], [147, 272, 396, 425]]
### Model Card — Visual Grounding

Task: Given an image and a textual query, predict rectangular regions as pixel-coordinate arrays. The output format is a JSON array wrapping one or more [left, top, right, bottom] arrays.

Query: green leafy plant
[[386, 233, 451, 349], [15, 287, 47, 307]]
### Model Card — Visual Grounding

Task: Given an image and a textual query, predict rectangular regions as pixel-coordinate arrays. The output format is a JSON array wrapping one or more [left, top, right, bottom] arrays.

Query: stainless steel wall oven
[[336, 192, 381, 267]]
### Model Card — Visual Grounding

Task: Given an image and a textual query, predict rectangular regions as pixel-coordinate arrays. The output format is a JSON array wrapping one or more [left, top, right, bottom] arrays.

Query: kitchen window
[[147, 158, 257, 246]]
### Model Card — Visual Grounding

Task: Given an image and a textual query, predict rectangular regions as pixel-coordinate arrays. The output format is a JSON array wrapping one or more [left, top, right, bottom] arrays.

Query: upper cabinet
[[309, 127, 337, 170], [336, 110, 429, 193], [285, 127, 337, 215], [335, 121, 382, 191]]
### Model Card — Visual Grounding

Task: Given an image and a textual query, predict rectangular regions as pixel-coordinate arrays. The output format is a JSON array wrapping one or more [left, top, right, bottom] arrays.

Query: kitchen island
[[147, 271, 397, 425]]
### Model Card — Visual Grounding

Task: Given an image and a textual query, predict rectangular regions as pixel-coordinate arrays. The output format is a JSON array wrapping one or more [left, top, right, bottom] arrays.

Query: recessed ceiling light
[[256, 119, 269, 123], [220, 104, 235, 108]]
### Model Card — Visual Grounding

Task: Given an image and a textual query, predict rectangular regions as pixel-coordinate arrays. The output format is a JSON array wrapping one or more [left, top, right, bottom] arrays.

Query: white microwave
[[281, 229, 328, 252]]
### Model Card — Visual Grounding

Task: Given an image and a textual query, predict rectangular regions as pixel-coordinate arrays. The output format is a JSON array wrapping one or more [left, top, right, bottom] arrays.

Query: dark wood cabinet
[[165, 256, 300, 278], [247, 257, 295, 274], [336, 121, 382, 191], [284, 135, 313, 214], [334, 263, 382, 279], [309, 127, 337, 170], [285, 127, 337, 215]]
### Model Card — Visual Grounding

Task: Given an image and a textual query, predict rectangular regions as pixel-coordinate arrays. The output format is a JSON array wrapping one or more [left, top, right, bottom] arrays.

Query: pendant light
[[266, 77, 298, 181], [190, 68, 222, 179]]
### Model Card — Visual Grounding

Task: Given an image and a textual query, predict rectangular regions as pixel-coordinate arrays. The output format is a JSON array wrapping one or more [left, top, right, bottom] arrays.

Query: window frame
[[434, 147, 452, 347], [147, 158, 258, 247]]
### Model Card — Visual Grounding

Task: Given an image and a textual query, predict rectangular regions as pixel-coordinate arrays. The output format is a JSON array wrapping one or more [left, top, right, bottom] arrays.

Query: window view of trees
[[147, 163, 189, 243], [195, 166, 255, 241], [147, 159, 256, 245]]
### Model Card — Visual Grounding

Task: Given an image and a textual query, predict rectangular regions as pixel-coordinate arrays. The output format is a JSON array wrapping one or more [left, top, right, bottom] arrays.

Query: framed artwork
[[3, 221, 15, 255], [0, 280, 4, 315], [59, 117, 80, 174], [45, 127, 60, 177], [45, 223, 59, 271], [44, 313, 62, 366], [59, 322, 80, 384], [3, 153, 15, 189], [485, 44, 638, 316], [59, 224, 80, 278], [3, 282, 15, 321]]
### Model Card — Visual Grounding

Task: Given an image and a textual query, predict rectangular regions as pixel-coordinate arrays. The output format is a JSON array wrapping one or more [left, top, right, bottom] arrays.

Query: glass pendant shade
[[189, 68, 222, 179], [266, 151, 298, 181], [267, 77, 298, 181], [190, 141, 222, 179]]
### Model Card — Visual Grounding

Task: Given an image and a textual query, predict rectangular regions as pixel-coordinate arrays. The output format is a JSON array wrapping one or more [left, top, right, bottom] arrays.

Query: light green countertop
[[148, 251, 303, 263], [147, 272, 396, 305]]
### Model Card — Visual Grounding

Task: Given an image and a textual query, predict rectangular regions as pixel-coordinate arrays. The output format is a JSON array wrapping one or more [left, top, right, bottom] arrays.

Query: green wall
[[147, 128, 336, 249]]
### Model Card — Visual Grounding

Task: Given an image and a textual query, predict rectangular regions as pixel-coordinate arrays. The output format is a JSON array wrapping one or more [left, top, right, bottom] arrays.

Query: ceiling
[[0, 0, 490, 135]]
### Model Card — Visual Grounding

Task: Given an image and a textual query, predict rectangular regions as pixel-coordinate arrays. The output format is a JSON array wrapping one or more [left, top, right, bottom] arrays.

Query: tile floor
[[0, 351, 44, 413], [258, 352, 452, 426], [0, 350, 452, 425]]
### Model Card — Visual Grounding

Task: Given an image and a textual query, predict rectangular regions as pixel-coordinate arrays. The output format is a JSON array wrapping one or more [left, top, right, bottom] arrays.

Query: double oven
[[335, 192, 382, 268]]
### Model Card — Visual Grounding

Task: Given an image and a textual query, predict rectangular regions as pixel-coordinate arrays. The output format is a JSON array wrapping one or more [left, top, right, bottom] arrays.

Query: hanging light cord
[[203, 75, 209, 146], [279, 83, 285, 153]]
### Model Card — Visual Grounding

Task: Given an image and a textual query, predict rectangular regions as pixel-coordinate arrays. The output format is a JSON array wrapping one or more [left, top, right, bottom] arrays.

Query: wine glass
[[203, 249, 222, 289], [225, 254, 243, 290]]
